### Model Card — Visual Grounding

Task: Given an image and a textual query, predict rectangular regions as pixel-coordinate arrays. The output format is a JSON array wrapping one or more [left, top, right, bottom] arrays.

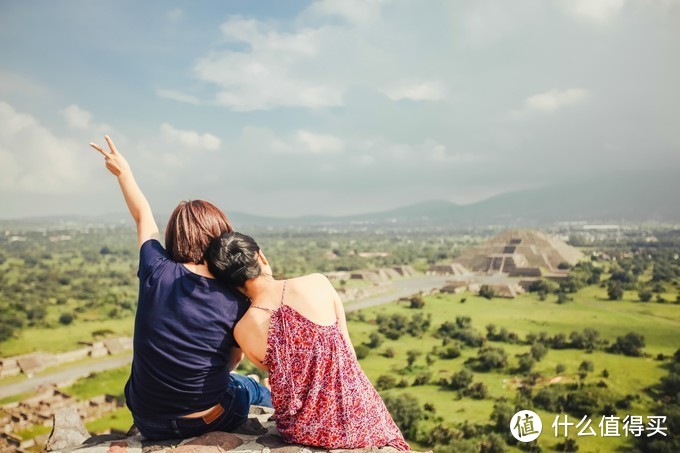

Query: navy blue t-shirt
[[124, 239, 247, 419]]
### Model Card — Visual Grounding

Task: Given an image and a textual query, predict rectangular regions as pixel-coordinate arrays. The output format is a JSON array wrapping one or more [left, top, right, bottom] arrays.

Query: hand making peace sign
[[89, 135, 131, 178]]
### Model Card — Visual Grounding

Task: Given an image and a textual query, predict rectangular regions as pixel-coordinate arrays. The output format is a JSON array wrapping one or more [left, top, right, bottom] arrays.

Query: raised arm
[[90, 136, 159, 248]]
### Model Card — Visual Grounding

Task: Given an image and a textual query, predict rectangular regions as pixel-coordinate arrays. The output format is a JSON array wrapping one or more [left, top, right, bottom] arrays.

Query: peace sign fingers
[[89, 141, 111, 158], [88, 135, 131, 178], [104, 135, 119, 155]]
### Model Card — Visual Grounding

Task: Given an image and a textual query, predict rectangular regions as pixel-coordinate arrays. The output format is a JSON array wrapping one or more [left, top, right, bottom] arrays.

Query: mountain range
[[4, 169, 678, 227]]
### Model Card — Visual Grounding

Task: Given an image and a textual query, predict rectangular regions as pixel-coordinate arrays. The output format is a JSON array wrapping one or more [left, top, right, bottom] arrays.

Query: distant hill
[[3, 169, 678, 228], [232, 168, 679, 226]]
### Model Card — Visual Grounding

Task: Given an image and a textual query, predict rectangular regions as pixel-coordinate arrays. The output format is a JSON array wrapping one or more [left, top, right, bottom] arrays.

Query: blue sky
[[1, 0, 679, 219]]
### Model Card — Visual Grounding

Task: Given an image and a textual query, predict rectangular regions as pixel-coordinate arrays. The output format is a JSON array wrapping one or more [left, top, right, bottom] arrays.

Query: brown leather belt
[[201, 403, 224, 424], [182, 402, 225, 424]]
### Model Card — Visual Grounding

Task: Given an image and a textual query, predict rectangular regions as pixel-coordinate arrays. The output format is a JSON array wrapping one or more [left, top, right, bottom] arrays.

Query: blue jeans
[[133, 373, 272, 440]]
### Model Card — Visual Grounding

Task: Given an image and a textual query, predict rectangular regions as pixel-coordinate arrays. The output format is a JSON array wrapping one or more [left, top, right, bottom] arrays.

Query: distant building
[[454, 229, 582, 276]]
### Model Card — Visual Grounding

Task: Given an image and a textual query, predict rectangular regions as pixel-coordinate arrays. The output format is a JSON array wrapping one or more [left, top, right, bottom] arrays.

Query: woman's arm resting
[[90, 136, 159, 248], [227, 346, 245, 371]]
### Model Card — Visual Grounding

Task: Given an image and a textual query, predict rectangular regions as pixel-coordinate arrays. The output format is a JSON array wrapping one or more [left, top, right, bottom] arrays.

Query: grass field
[[0, 317, 134, 357], [348, 289, 679, 451], [7, 283, 678, 451]]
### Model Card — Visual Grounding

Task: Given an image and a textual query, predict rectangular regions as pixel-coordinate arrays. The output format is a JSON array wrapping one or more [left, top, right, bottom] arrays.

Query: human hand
[[89, 135, 131, 178]]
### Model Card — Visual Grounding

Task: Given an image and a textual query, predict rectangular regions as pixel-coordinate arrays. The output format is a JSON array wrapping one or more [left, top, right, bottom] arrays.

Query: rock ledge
[[46, 406, 404, 453]]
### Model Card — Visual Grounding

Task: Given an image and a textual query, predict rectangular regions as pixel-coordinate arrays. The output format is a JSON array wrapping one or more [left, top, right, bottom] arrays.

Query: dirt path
[[0, 354, 132, 399]]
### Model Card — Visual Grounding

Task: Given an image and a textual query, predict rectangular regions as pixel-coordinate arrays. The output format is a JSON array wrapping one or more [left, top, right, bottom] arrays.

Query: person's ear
[[258, 249, 268, 266]]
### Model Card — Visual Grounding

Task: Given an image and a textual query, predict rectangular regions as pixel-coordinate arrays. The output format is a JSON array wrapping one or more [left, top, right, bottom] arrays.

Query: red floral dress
[[256, 281, 409, 450]]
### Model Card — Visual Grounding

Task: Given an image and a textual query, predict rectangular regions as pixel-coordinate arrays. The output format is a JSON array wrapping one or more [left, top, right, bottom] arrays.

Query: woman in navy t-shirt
[[90, 136, 271, 440]]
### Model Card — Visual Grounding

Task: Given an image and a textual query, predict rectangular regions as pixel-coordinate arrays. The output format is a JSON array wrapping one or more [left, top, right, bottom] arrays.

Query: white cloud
[[242, 127, 343, 155], [156, 89, 201, 105], [511, 88, 589, 117], [557, 0, 625, 24], [160, 123, 221, 151], [60, 104, 113, 136], [191, 16, 342, 111], [305, 0, 386, 24], [61, 104, 92, 129], [294, 130, 344, 154], [383, 81, 447, 101], [0, 101, 91, 193], [163, 2, 456, 111]]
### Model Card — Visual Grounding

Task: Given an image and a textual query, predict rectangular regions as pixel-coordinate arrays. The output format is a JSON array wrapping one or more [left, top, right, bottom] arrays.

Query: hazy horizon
[[1, 0, 679, 219]]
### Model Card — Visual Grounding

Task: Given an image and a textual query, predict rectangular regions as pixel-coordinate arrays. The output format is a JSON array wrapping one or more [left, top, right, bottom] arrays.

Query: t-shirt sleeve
[[138, 239, 171, 280]]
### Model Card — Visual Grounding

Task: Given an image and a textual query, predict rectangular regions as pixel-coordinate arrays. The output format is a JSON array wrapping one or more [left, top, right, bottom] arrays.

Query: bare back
[[234, 273, 354, 370]]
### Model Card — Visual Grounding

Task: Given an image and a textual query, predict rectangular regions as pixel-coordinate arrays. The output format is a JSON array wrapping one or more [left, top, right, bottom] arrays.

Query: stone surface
[[183, 431, 244, 449], [45, 407, 91, 452], [46, 406, 412, 452]]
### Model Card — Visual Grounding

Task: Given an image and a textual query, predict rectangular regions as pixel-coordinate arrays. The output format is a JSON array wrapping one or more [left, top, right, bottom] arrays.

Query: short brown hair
[[165, 200, 232, 264]]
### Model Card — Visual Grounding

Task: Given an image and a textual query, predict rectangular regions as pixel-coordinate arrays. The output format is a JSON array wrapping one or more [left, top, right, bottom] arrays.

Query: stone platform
[[45, 406, 405, 453]]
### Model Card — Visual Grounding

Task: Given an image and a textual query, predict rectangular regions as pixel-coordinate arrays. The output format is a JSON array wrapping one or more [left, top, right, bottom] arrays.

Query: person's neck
[[244, 275, 281, 301], [182, 262, 214, 279]]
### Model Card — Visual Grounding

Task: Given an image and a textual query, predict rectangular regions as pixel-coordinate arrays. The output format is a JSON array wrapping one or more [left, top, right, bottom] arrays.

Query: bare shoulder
[[294, 273, 333, 289]]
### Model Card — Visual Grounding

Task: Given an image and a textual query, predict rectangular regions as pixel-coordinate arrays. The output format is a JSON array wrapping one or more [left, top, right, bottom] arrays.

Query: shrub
[[517, 355, 535, 374], [638, 289, 653, 302], [465, 382, 488, 399], [413, 372, 432, 386], [409, 295, 425, 309], [530, 343, 548, 361], [439, 345, 462, 359], [59, 312, 74, 325], [479, 285, 495, 299], [376, 374, 398, 390], [449, 369, 474, 390], [609, 332, 645, 357], [354, 344, 370, 359], [366, 332, 383, 349], [474, 346, 508, 371], [383, 394, 423, 440]]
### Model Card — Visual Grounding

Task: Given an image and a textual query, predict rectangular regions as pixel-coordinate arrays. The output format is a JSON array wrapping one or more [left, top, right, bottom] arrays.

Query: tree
[[530, 343, 548, 361], [376, 374, 398, 390], [465, 382, 488, 399], [366, 332, 383, 349], [59, 312, 74, 325], [413, 372, 431, 386], [475, 346, 508, 371], [609, 332, 645, 357], [518, 355, 535, 374], [556, 292, 569, 304], [383, 394, 423, 440], [409, 295, 425, 309], [556, 363, 566, 374], [439, 345, 462, 359], [449, 369, 474, 390], [638, 289, 653, 302], [579, 360, 594, 372], [354, 344, 370, 359], [607, 282, 624, 301], [406, 350, 422, 369]]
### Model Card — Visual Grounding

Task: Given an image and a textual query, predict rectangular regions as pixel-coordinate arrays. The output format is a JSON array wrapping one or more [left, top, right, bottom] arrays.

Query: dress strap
[[280, 280, 288, 307]]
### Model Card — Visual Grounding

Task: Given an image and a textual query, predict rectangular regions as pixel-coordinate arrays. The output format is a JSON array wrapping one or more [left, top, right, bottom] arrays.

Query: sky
[[0, 0, 679, 219]]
